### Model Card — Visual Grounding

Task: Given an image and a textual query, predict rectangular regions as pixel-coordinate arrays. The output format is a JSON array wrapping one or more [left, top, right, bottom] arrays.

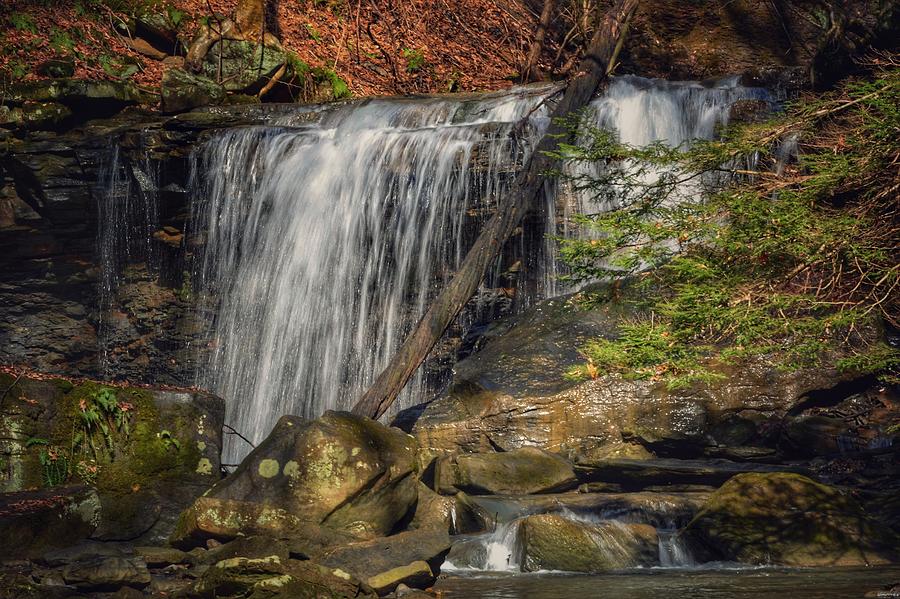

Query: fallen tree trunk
[[352, 0, 639, 420]]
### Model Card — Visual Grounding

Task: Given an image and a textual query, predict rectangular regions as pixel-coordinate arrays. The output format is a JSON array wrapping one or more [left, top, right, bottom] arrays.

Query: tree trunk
[[235, 0, 267, 39], [521, 0, 557, 83], [351, 0, 639, 421]]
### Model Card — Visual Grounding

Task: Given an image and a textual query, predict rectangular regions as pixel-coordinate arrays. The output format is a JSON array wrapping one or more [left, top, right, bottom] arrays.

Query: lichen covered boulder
[[518, 514, 659, 572], [680, 472, 900, 566], [169, 496, 358, 555], [435, 447, 578, 495], [174, 411, 418, 546]]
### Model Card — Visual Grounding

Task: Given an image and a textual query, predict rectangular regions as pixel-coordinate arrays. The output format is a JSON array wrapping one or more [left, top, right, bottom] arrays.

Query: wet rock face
[[0, 372, 224, 544], [411, 289, 885, 460], [680, 472, 900, 566], [435, 447, 578, 496], [174, 411, 419, 546]]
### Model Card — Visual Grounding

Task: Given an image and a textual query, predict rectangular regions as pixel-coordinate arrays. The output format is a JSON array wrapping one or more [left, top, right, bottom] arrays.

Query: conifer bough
[[352, 0, 640, 420]]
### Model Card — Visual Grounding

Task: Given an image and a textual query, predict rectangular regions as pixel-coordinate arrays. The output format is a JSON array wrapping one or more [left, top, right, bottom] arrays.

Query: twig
[[223, 423, 256, 448], [0, 370, 24, 412]]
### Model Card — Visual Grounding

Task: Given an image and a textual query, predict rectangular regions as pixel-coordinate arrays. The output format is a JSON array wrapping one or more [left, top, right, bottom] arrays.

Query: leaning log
[[352, 0, 640, 420]]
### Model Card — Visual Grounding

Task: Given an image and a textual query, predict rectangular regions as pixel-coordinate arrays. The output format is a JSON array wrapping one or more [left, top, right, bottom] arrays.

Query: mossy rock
[[3, 79, 148, 109], [519, 514, 659, 572], [200, 39, 287, 94], [680, 472, 900, 566], [0, 373, 224, 544], [161, 67, 226, 114]]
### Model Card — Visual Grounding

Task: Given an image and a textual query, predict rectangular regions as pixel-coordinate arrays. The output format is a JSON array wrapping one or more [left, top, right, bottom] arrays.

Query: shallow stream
[[435, 566, 900, 598]]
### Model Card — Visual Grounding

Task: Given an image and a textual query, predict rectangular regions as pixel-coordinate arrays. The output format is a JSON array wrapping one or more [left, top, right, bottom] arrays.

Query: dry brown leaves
[[1, 0, 544, 97]]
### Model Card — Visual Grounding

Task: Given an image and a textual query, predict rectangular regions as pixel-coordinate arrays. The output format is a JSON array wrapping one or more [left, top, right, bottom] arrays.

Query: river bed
[[434, 565, 900, 598]]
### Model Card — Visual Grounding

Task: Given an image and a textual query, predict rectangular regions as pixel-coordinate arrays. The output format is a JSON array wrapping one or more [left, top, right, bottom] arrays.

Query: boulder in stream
[[519, 514, 659, 572], [680, 472, 900, 566]]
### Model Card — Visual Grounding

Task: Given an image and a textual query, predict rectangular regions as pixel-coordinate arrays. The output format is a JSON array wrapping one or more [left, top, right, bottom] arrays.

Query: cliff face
[[0, 107, 221, 385]]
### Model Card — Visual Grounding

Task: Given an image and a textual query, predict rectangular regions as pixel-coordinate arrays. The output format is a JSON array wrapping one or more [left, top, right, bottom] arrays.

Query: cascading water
[[95, 76, 767, 463], [558, 75, 770, 246], [191, 89, 554, 463], [96, 144, 161, 375]]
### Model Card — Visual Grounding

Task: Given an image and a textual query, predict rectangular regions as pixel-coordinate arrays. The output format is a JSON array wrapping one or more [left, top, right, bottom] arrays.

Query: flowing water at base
[[434, 565, 900, 599]]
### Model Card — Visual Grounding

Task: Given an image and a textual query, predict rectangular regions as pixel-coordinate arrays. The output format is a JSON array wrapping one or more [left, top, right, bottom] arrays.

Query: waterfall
[[483, 521, 524, 571], [191, 89, 554, 462], [93, 76, 767, 462]]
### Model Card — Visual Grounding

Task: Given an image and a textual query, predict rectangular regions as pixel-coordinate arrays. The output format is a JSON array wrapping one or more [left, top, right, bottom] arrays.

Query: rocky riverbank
[[0, 284, 897, 597]]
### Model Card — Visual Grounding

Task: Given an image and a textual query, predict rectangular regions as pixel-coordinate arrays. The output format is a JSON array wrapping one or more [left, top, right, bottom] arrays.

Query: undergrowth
[[555, 54, 900, 389]]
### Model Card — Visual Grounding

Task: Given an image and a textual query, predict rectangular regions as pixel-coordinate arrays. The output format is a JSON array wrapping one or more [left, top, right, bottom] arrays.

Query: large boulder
[[518, 514, 659, 572], [411, 291, 876, 459], [160, 68, 226, 114], [0, 374, 225, 544], [200, 39, 287, 94], [680, 472, 900, 566], [435, 447, 578, 495], [173, 411, 418, 546], [0, 486, 100, 559]]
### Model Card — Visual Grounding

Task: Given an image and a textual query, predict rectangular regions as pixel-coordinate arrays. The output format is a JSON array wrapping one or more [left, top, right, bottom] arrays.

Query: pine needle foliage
[[555, 55, 900, 388]]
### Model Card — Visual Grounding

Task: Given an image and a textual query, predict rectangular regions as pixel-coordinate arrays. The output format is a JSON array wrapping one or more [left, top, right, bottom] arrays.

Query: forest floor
[[0, 0, 547, 97]]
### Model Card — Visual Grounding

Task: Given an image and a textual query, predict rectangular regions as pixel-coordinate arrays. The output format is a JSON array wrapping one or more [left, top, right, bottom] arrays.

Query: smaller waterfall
[[96, 144, 161, 375], [558, 76, 771, 265], [658, 531, 697, 568], [483, 521, 524, 571]]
